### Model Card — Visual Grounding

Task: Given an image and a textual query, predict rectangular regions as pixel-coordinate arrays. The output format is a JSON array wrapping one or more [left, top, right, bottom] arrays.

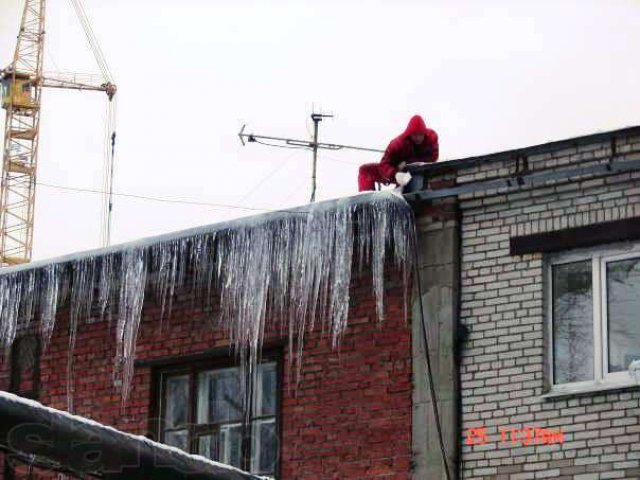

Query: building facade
[[409, 125, 640, 479]]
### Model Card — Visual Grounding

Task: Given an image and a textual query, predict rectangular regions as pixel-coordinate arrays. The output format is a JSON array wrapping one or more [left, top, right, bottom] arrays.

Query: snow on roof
[[0, 191, 397, 276]]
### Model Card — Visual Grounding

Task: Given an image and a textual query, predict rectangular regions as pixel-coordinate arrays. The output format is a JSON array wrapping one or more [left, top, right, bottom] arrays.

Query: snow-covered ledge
[[0, 391, 266, 479]]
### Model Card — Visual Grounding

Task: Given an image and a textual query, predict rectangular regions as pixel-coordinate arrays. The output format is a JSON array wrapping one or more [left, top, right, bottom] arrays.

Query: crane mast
[[1, 0, 116, 266], [0, 0, 46, 266]]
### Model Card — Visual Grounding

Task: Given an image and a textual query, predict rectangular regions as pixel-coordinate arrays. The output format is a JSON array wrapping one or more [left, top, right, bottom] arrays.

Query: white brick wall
[[455, 132, 640, 479]]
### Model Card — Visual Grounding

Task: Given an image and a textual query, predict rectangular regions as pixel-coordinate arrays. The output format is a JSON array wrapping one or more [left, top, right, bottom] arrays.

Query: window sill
[[541, 380, 640, 400]]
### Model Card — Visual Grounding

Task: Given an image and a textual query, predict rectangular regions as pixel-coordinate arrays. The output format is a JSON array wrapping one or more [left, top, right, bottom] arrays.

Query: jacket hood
[[403, 115, 428, 137]]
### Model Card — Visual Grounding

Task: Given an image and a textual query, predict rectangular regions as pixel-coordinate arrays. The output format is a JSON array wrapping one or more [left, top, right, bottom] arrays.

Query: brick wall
[[456, 132, 640, 479], [0, 269, 413, 479]]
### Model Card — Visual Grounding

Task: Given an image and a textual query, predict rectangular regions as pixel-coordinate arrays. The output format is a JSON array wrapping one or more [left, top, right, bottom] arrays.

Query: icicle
[[39, 264, 61, 348], [20, 271, 37, 328], [201, 233, 217, 305], [371, 202, 389, 322], [70, 258, 96, 344], [67, 257, 97, 411], [328, 206, 353, 346], [97, 254, 114, 321], [189, 234, 205, 300], [116, 248, 147, 402], [0, 192, 416, 409], [152, 241, 172, 324], [0, 276, 21, 356], [392, 200, 416, 318], [152, 239, 187, 325]]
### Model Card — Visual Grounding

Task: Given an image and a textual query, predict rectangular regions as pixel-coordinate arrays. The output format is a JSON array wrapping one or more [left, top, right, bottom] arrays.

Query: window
[[156, 358, 279, 478], [548, 244, 640, 392]]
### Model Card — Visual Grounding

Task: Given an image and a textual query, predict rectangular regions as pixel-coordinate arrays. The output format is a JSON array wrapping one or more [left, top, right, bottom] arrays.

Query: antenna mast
[[309, 112, 332, 203]]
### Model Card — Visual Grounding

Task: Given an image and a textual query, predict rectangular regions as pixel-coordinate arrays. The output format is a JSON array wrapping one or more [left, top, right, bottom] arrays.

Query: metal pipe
[[310, 115, 320, 202]]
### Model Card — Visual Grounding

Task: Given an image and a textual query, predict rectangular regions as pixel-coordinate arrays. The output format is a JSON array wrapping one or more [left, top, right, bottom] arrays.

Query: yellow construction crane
[[0, 0, 116, 266]]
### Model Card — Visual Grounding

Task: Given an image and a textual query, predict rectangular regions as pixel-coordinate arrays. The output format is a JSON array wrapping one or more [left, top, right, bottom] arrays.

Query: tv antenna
[[238, 112, 383, 203]]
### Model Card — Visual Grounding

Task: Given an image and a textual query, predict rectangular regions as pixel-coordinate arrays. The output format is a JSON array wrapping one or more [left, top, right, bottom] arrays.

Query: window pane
[[255, 363, 277, 417], [552, 261, 594, 384], [197, 368, 243, 424], [198, 426, 242, 469], [607, 257, 640, 373], [220, 423, 243, 469], [197, 433, 218, 460], [164, 429, 188, 451], [251, 418, 277, 475], [164, 375, 189, 428]]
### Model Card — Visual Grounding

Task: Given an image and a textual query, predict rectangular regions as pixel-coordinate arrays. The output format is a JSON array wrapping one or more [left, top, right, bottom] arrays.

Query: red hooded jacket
[[379, 115, 439, 180]]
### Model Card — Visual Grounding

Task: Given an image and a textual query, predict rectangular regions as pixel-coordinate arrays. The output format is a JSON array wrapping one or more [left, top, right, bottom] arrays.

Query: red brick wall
[[1, 270, 413, 479]]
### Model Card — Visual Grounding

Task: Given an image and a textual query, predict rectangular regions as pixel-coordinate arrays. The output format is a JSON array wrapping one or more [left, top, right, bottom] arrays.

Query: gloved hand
[[395, 171, 412, 186]]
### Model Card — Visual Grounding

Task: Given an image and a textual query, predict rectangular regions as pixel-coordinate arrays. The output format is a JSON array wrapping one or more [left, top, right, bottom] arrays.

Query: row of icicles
[[0, 192, 416, 410]]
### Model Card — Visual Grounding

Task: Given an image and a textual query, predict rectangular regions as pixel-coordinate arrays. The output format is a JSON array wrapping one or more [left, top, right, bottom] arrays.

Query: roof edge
[[0, 191, 401, 276], [410, 125, 640, 174]]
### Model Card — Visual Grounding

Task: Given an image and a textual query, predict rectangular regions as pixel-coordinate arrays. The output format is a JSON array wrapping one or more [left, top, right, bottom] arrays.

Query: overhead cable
[[37, 181, 308, 214]]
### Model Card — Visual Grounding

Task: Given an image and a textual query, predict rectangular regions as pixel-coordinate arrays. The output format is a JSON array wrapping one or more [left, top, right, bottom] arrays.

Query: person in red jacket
[[358, 115, 439, 191]]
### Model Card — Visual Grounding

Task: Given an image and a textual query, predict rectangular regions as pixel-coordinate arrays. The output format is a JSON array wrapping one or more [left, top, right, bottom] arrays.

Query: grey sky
[[1, 0, 639, 260]]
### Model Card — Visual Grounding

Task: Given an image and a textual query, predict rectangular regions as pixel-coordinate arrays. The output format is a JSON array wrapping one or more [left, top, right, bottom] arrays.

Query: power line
[[238, 148, 302, 203], [320, 153, 364, 166], [36, 181, 306, 214], [281, 169, 311, 204]]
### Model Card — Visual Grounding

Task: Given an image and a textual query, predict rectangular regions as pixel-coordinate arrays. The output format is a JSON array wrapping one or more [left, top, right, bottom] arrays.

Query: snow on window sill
[[541, 380, 640, 400]]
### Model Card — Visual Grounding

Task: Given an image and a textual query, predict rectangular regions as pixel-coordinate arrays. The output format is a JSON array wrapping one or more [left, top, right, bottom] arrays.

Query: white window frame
[[546, 242, 640, 396]]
